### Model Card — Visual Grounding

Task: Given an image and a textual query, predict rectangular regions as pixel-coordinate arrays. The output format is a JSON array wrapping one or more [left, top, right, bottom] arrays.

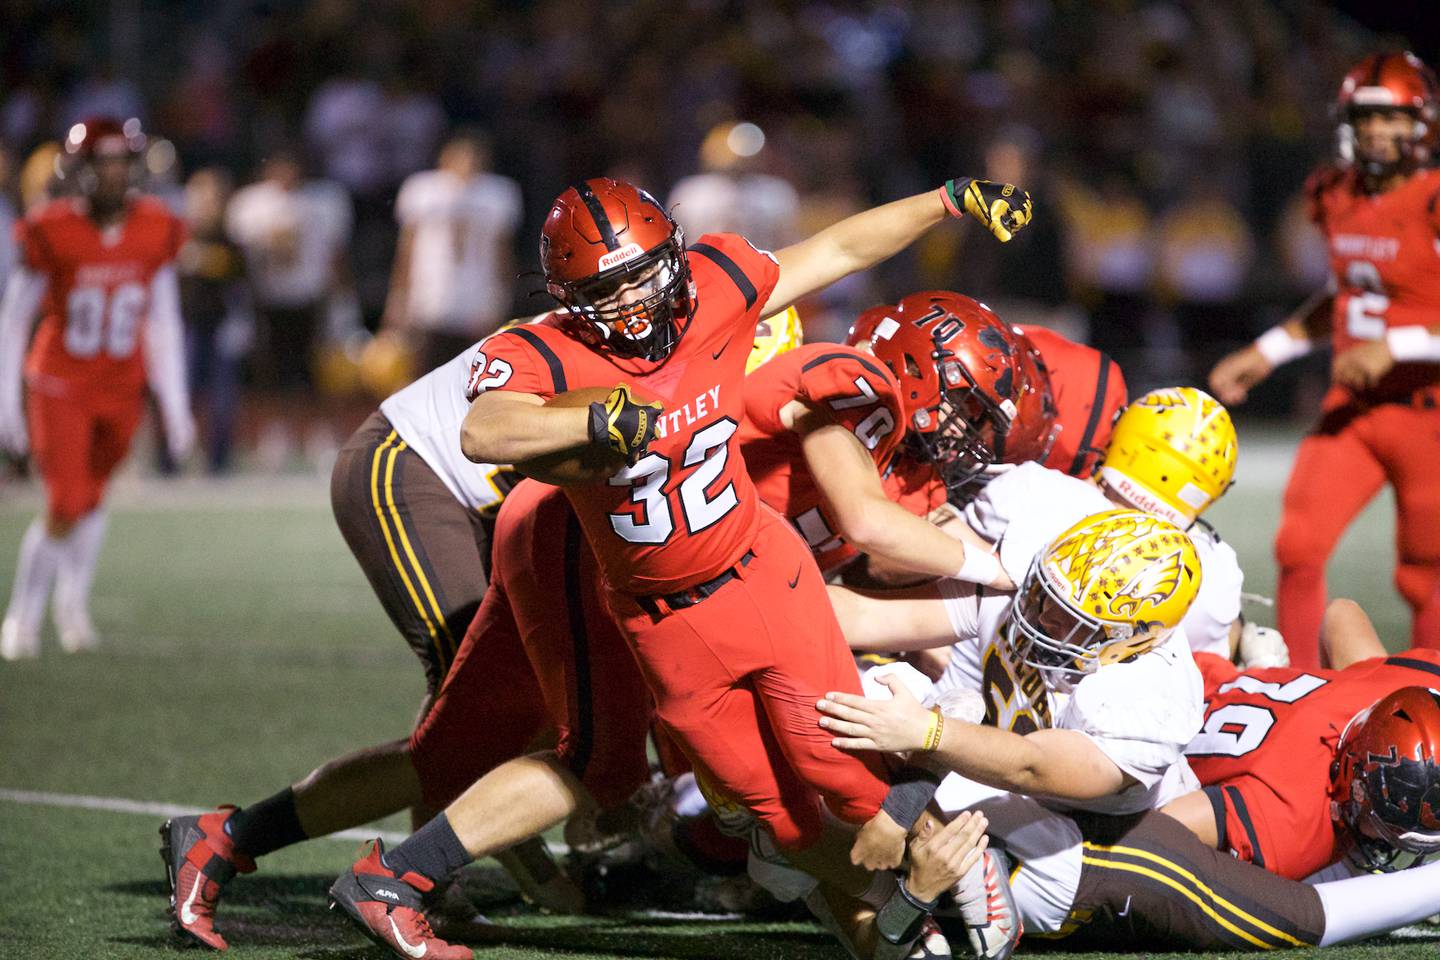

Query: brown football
[[512, 386, 631, 486]]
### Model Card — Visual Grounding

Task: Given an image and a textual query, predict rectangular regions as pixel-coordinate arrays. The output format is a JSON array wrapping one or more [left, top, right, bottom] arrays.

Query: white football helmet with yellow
[[747, 305, 803, 374], [1098, 387, 1237, 527], [1007, 508, 1202, 686]]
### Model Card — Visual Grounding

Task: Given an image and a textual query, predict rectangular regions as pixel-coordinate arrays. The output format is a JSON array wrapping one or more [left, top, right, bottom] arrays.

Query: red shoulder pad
[[464, 328, 558, 401], [689, 232, 781, 318], [796, 346, 905, 459]]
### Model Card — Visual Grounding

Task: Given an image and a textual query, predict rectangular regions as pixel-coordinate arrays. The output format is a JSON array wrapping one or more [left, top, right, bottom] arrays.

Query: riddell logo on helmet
[[599, 244, 646, 270]]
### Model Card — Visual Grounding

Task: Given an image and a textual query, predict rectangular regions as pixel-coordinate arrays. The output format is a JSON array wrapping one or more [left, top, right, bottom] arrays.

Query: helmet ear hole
[[903, 353, 922, 380]]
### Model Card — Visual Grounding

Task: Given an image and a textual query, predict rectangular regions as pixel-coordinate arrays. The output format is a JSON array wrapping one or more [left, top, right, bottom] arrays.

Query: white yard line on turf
[[0, 787, 409, 845]]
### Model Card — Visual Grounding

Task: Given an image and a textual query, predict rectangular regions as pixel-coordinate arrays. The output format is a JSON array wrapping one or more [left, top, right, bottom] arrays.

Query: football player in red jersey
[[0, 117, 193, 659], [1210, 52, 1440, 665], [1164, 599, 1440, 881], [326, 175, 1032, 959], [740, 292, 1029, 587]]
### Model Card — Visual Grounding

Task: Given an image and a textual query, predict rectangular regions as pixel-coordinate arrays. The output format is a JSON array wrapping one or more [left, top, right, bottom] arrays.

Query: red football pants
[[28, 386, 143, 524], [1275, 398, 1440, 667], [605, 507, 889, 851], [410, 482, 652, 811]]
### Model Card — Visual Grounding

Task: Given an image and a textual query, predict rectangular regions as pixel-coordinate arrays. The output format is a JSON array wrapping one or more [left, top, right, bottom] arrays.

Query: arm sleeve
[[143, 265, 191, 424], [935, 577, 982, 641], [0, 266, 47, 413], [463, 329, 557, 401]]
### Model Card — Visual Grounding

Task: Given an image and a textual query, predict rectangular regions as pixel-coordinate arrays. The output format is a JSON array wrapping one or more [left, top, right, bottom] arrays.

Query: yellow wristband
[[922, 709, 945, 752]]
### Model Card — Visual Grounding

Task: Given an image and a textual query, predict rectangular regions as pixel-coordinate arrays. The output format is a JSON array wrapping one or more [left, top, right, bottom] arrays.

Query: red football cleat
[[329, 839, 473, 960], [160, 806, 256, 950]]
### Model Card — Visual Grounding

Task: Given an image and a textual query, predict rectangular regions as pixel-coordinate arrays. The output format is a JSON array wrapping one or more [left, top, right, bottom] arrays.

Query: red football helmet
[[63, 116, 145, 200], [541, 178, 694, 362], [1336, 52, 1440, 178], [1330, 686, 1440, 872], [847, 291, 1027, 494]]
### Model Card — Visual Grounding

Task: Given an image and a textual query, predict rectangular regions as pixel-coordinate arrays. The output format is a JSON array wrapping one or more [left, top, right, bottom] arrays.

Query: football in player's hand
[[513, 387, 634, 486]]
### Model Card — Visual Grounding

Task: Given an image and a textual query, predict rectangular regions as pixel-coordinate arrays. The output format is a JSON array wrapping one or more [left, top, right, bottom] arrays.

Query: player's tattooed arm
[[819, 675, 1133, 801], [461, 390, 589, 463]]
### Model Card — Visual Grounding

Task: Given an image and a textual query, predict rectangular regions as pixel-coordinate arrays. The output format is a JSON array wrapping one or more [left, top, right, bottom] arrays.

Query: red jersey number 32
[[608, 419, 739, 544]]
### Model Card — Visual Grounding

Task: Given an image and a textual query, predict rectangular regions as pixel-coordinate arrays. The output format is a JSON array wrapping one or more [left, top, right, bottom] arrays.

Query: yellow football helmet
[[1099, 387, 1237, 526], [747, 305, 804, 374], [1007, 508, 1202, 686]]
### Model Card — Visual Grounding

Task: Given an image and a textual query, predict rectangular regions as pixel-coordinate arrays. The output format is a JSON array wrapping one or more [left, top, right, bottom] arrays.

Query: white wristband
[[955, 547, 1001, 586], [1254, 326, 1313, 367], [1385, 325, 1440, 362]]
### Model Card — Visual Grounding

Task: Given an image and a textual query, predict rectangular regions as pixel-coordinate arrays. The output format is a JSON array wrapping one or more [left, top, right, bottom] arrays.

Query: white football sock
[[1316, 858, 1440, 944], [52, 509, 107, 615], [5, 518, 63, 633]]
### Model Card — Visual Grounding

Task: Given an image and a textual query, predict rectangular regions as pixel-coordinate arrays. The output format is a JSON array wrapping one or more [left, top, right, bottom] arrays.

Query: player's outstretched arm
[[819, 675, 1130, 801], [0, 266, 48, 456], [762, 178, 1032, 315], [1210, 289, 1331, 405], [461, 389, 590, 463], [827, 583, 959, 653], [801, 419, 1011, 586]]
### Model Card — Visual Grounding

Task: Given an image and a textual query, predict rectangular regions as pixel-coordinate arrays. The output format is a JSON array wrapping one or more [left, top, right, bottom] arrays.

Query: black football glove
[[942, 178, 1033, 242], [588, 384, 663, 466]]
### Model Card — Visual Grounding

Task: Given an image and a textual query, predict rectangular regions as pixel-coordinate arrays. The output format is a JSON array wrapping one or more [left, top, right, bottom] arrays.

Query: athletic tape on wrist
[[881, 766, 944, 830], [1254, 326, 1312, 366], [1386, 325, 1440, 363], [956, 547, 1001, 586]]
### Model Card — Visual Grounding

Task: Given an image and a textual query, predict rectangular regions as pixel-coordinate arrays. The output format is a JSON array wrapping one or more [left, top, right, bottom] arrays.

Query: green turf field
[[0, 430, 1433, 960]]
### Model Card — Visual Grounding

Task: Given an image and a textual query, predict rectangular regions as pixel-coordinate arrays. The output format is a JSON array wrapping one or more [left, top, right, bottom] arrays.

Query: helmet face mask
[[552, 236, 691, 361]]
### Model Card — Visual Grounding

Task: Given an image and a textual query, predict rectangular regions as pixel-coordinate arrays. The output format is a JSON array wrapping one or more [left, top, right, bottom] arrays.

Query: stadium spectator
[[382, 130, 522, 369], [668, 122, 800, 251], [225, 150, 355, 469], [178, 168, 249, 473]]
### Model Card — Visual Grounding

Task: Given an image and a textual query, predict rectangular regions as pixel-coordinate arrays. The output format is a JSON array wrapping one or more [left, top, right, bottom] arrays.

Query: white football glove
[[1238, 622, 1290, 670]]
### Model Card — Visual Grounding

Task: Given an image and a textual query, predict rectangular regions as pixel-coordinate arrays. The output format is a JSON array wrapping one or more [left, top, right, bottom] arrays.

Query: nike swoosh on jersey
[[390, 916, 428, 958], [712, 344, 728, 360], [788, 568, 801, 589]]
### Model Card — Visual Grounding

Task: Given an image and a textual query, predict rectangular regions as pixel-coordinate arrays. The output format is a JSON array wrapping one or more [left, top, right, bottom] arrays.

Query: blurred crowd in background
[[0, 0, 1427, 473]]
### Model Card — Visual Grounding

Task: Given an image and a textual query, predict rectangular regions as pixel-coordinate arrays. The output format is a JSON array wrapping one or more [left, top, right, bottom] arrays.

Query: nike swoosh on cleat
[[180, 873, 204, 926], [390, 916, 428, 958]]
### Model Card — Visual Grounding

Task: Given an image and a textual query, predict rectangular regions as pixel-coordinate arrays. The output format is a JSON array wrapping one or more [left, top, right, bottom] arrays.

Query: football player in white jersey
[[955, 386, 1256, 661]]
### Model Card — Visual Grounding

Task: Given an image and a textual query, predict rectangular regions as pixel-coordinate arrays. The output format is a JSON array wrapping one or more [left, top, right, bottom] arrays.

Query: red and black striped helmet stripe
[[570, 180, 621, 252]]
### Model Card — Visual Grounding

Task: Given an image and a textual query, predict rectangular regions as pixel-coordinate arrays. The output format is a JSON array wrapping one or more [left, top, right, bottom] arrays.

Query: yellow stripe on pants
[[369, 431, 447, 669]]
